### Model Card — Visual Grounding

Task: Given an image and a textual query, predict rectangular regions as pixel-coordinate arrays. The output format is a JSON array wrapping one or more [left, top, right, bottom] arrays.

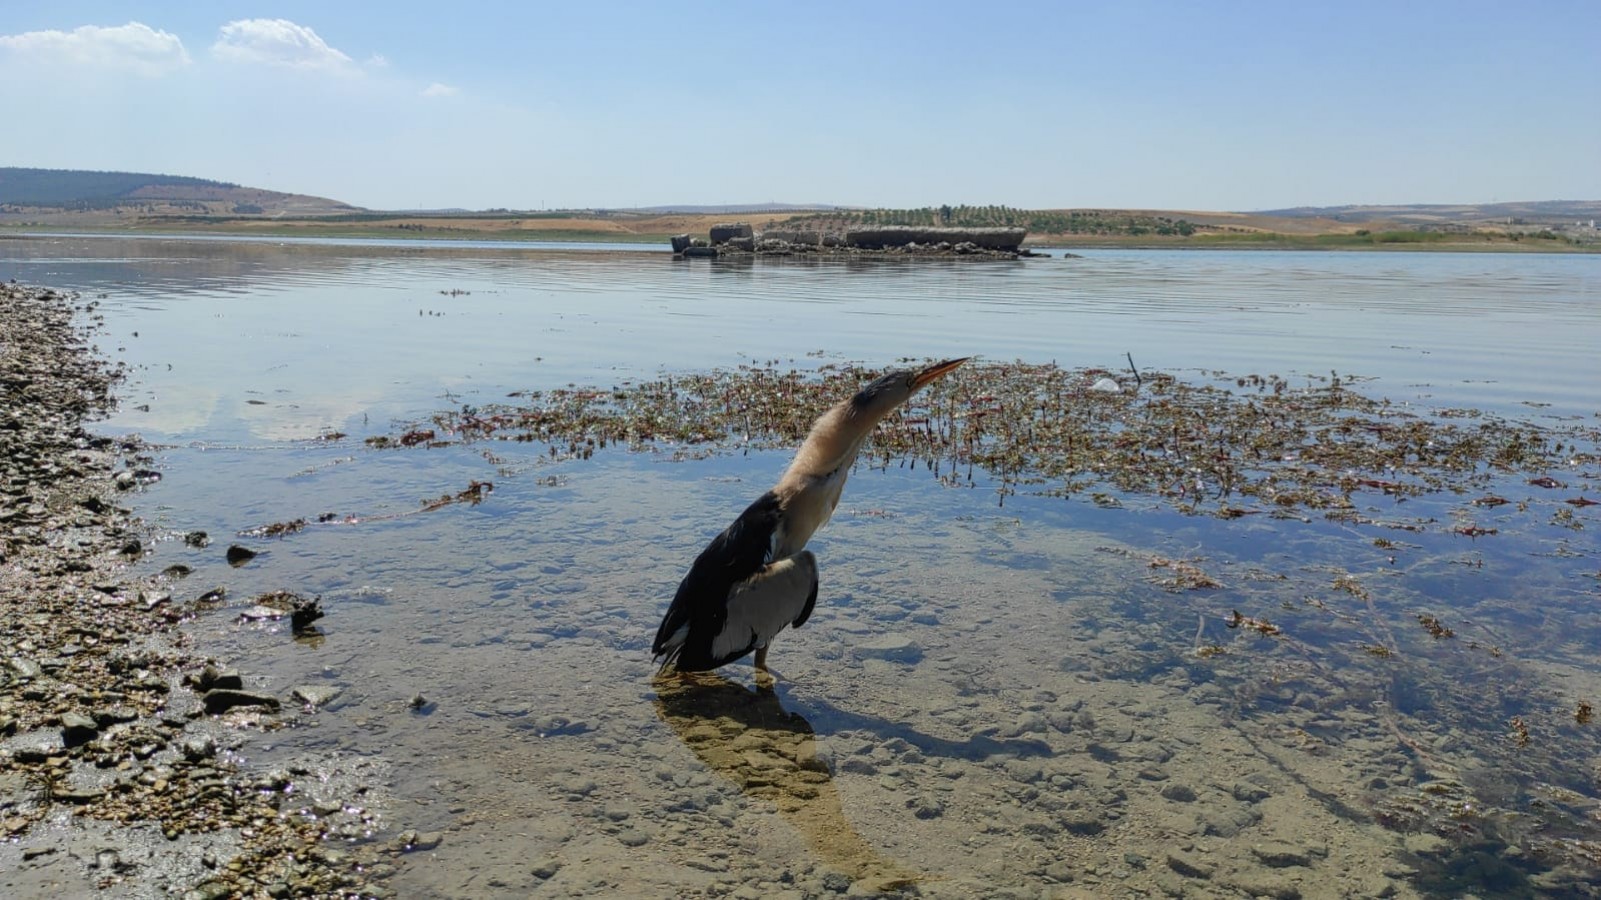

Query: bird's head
[[847, 357, 969, 423]]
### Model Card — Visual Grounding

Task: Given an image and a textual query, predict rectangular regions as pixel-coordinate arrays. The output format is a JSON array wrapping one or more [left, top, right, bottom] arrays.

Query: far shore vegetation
[[3, 168, 1596, 251]]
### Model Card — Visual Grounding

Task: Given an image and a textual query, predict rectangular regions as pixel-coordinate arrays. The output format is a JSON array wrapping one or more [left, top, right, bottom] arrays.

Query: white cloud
[[0, 22, 190, 76], [211, 19, 353, 71], [421, 82, 459, 99]]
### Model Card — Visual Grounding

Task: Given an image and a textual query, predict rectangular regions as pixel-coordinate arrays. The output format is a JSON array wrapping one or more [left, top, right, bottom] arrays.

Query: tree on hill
[[0, 167, 238, 207]]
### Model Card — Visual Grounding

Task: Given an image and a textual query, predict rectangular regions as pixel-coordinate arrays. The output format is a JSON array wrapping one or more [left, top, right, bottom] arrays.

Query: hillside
[[1256, 200, 1601, 227], [0, 167, 358, 220]]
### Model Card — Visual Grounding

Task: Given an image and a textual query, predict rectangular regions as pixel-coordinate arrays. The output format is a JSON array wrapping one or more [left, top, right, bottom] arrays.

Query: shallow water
[[5, 234, 1600, 897]]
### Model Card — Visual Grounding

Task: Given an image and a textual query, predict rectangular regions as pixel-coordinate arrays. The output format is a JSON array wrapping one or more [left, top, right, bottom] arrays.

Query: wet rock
[[183, 735, 217, 760], [196, 665, 243, 692], [616, 829, 649, 847], [291, 684, 343, 707], [225, 544, 257, 566], [908, 794, 945, 819], [203, 688, 282, 714], [290, 596, 324, 633]]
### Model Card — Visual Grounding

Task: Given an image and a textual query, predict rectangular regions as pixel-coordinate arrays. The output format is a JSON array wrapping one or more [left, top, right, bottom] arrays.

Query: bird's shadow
[[652, 673, 920, 890]]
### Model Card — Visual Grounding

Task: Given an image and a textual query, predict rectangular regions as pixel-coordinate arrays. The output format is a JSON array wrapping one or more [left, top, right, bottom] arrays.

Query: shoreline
[[0, 283, 394, 899]]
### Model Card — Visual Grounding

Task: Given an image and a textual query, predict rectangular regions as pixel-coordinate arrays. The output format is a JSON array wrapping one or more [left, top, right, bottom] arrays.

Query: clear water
[[5, 234, 1600, 898]]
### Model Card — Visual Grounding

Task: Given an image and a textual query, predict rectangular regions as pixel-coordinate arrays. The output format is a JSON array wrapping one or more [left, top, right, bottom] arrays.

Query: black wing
[[653, 491, 782, 670]]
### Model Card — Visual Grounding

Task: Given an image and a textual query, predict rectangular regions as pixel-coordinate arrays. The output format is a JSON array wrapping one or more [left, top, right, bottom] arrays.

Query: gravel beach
[[0, 283, 387, 899]]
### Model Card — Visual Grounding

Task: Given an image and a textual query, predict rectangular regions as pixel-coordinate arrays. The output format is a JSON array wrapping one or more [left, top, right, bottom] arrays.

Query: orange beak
[[911, 357, 970, 390]]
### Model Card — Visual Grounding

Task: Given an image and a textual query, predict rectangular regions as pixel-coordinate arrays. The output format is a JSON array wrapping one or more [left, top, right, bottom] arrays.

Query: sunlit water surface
[[5, 235, 1600, 898]]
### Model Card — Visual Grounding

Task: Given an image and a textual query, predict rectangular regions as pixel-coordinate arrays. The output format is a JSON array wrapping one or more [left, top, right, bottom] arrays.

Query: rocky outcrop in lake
[[672, 222, 1038, 259]]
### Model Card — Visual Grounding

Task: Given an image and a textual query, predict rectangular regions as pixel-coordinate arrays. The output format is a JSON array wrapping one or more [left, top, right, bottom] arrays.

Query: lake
[[4, 234, 1599, 898]]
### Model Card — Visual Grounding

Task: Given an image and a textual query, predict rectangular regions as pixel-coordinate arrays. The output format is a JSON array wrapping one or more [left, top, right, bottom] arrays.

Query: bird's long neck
[[770, 401, 884, 556], [782, 401, 879, 485]]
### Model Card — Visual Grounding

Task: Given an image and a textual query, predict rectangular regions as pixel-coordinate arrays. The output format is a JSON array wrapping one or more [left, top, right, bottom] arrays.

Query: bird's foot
[[753, 668, 777, 690]]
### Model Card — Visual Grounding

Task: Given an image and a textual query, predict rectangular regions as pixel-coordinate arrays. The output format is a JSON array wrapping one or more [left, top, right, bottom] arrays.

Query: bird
[[652, 357, 969, 683]]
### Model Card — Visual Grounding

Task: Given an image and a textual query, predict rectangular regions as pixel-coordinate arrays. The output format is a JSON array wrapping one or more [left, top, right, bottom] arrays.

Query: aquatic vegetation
[[376, 359, 1598, 537]]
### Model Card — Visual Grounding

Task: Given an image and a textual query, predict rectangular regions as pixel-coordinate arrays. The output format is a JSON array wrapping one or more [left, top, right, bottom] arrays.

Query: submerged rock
[[849, 634, 922, 663]]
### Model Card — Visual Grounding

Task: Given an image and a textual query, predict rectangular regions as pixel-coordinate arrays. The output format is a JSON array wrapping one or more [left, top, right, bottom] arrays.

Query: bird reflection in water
[[653, 674, 919, 892]]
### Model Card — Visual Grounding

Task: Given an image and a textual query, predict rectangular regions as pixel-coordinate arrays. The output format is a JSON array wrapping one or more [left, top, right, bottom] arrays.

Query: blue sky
[[2, 1, 1597, 211]]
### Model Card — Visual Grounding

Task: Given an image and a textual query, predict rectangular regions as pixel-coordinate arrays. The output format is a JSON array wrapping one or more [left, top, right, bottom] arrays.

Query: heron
[[652, 357, 970, 683]]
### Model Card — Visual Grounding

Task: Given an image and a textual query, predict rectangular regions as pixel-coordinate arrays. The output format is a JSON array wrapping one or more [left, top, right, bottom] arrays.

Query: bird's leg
[[753, 646, 776, 688]]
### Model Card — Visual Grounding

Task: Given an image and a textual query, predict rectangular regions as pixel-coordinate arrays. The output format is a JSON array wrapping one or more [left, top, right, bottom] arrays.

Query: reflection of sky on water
[[7, 234, 1601, 894], [4, 234, 1598, 445]]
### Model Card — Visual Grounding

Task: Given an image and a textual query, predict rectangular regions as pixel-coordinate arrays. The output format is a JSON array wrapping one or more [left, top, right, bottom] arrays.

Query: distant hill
[[0, 167, 358, 217], [1255, 200, 1601, 226]]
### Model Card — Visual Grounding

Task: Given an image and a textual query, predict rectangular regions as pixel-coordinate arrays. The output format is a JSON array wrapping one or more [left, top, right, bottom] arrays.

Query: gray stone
[[202, 689, 281, 714], [60, 711, 98, 744], [616, 829, 649, 847], [291, 685, 343, 707]]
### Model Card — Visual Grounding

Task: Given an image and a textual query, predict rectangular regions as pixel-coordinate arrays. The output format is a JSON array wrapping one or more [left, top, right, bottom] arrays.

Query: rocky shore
[[0, 283, 393, 899]]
